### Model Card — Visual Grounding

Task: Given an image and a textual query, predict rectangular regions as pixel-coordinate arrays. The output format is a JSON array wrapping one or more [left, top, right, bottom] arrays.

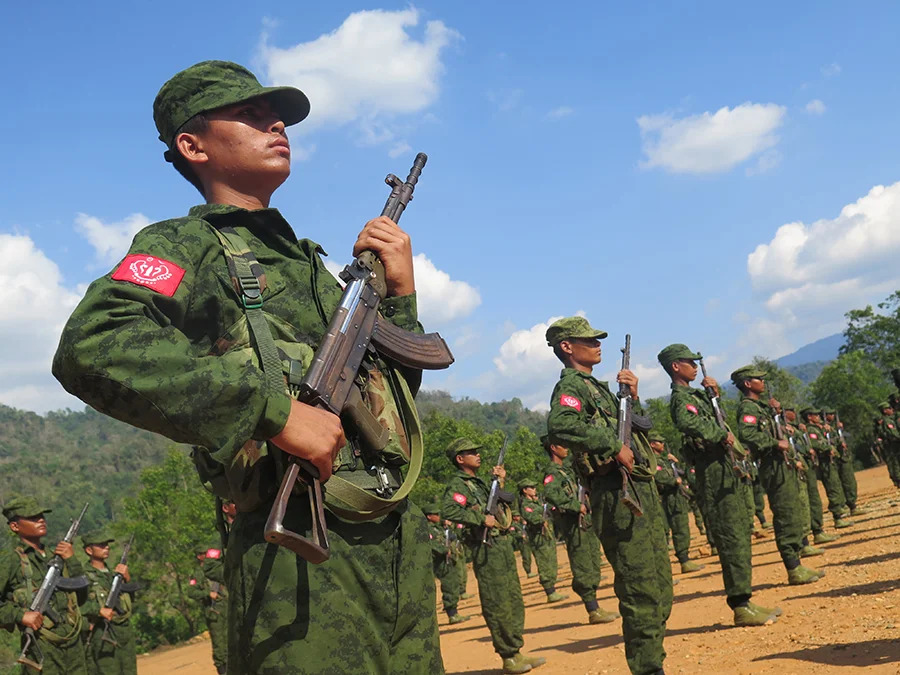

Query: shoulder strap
[[14, 548, 34, 605]]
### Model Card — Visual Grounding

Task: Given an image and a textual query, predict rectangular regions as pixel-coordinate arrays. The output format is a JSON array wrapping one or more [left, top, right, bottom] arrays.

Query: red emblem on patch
[[453, 493, 467, 505], [111, 254, 185, 297], [205, 548, 221, 559], [559, 395, 582, 411], [525, 507, 533, 513], [429, 533, 433, 539], [544, 474, 554, 485], [686, 404, 698, 415], [189, 578, 197, 586], [890, 424, 896, 429], [809, 433, 818, 439], [656, 465, 661, 471], [743, 415, 757, 424]]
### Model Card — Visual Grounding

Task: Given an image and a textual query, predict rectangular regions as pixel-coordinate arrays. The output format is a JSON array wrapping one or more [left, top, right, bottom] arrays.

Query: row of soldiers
[[424, 317, 875, 674], [874, 388, 900, 489]]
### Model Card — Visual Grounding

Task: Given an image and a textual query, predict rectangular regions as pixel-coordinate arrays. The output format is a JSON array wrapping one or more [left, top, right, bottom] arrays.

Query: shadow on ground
[[753, 638, 900, 668]]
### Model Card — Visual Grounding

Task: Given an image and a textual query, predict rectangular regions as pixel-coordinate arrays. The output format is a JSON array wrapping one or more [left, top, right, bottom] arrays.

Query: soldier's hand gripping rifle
[[18, 503, 90, 672], [576, 482, 590, 531], [264, 153, 455, 564], [482, 436, 513, 545], [698, 354, 749, 479], [670, 461, 694, 499], [616, 335, 644, 516], [93, 534, 139, 647], [766, 386, 793, 470]]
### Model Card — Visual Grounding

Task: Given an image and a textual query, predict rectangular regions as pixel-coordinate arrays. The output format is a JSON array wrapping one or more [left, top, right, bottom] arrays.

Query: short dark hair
[[170, 113, 209, 197]]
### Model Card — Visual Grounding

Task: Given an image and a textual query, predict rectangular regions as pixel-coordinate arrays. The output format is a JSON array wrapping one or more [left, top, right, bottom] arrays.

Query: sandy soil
[[138, 466, 900, 674]]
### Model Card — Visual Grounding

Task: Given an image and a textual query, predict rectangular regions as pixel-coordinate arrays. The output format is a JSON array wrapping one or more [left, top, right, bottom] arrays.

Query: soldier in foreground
[[424, 502, 470, 625], [546, 318, 671, 675], [658, 344, 779, 626], [731, 366, 824, 586], [442, 439, 546, 674], [0, 497, 91, 674], [188, 545, 227, 674], [52, 60, 443, 673], [81, 529, 137, 674], [517, 478, 563, 600]]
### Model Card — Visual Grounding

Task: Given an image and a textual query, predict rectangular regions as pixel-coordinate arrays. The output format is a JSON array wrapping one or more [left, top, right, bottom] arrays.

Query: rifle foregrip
[[372, 316, 454, 370]]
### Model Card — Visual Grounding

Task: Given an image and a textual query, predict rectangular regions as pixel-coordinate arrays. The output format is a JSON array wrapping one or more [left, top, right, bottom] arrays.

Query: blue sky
[[3, 1, 900, 413]]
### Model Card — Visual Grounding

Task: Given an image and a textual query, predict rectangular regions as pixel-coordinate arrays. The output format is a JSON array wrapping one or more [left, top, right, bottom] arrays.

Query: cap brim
[[260, 86, 311, 127]]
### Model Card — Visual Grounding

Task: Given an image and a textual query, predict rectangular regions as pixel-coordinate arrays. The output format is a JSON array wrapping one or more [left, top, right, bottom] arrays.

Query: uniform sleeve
[[806, 427, 830, 452], [542, 471, 580, 513], [0, 552, 26, 628], [186, 574, 209, 604], [547, 379, 620, 461], [653, 461, 676, 489], [441, 481, 484, 528], [736, 402, 779, 455], [428, 526, 448, 557], [670, 391, 728, 444], [520, 501, 543, 526], [52, 224, 292, 462]]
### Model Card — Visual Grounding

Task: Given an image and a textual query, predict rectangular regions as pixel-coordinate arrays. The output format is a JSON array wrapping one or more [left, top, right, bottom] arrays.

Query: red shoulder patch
[[809, 433, 818, 439], [742, 414, 757, 424], [656, 465, 661, 471], [559, 395, 582, 411], [453, 492, 467, 506], [111, 254, 186, 297], [524, 507, 533, 513], [685, 404, 698, 415], [889, 424, 896, 429], [543, 474, 554, 485], [189, 578, 197, 586], [205, 548, 221, 559], [429, 533, 433, 539]]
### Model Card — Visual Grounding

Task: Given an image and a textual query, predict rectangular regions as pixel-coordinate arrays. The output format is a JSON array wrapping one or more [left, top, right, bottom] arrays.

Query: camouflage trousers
[[591, 473, 672, 675], [759, 456, 806, 568], [885, 443, 900, 484], [525, 526, 559, 595], [816, 459, 847, 519], [472, 533, 525, 658], [660, 492, 691, 563], [802, 457, 824, 534], [696, 454, 753, 607], [19, 632, 88, 675], [517, 536, 534, 575], [556, 514, 601, 607], [226, 500, 443, 675], [208, 606, 227, 673], [752, 480, 767, 525], [742, 479, 756, 530], [433, 555, 461, 615], [86, 621, 137, 675], [837, 458, 858, 509]]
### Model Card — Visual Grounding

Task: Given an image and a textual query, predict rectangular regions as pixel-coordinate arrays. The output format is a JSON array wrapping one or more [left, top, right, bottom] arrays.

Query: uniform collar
[[561, 367, 608, 387], [188, 203, 328, 256]]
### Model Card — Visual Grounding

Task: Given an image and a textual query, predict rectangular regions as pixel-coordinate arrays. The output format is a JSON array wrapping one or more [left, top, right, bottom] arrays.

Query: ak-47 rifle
[[92, 534, 139, 647], [541, 503, 551, 536], [803, 431, 820, 468], [698, 354, 749, 479], [669, 461, 694, 499], [616, 335, 644, 516], [444, 526, 452, 564], [482, 436, 512, 544], [576, 482, 589, 531], [766, 386, 793, 470], [18, 503, 90, 672], [264, 153, 455, 564]]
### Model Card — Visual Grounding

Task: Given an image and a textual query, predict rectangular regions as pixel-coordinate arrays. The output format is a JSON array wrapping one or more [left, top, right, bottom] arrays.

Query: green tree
[[749, 357, 808, 409], [842, 290, 900, 372]]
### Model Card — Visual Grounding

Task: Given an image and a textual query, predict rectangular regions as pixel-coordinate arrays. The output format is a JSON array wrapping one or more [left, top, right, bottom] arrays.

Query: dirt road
[[138, 466, 900, 674]]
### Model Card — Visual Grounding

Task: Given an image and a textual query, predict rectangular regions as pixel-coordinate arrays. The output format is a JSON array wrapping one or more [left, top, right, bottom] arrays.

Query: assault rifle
[[766, 386, 792, 469], [482, 436, 513, 544], [444, 526, 452, 563], [803, 432, 820, 467], [698, 354, 749, 479], [93, 534, 139, 647], [18, 503, 90, 672], [670, 461, 693, 500], [264, 153, 455, 564], [576, 482, 589, 531], [616, 335, 644, 516]]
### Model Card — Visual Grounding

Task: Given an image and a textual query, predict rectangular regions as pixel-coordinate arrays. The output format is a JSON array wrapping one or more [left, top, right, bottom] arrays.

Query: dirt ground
[[138, 466, 900, 674]]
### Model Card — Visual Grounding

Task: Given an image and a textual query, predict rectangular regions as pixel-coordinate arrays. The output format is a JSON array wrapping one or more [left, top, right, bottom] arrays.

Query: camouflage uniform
[[0, 498, 92, 675], [826, 413, 859, 512], [423, 505, 462, 620], [804, 415, 849, 524], [650, 445, 692, 566], [188, 547, 228, 674], [52, 61, 442, 675], [787, 422, 825, 537], [518, 495, 559, 596], [878, 406, 900, 486], [81, 529, 137, 675]]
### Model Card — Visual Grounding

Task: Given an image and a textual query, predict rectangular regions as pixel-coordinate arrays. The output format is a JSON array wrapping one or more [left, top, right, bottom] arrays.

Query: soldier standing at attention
[[648, 432, 705, 575], [658, 344, 780, 626], [424, 502, 470, 625], [823, 409, 865, 516], [51, 61, 444, 674], [188, 544, 228, 674], [0, 497, 92, 674], [81, 529, 137, 675], [441, 439, 545, 674], [518, 478, 563, 600], [877, 401, 900, 488], [546, 317, 671, 675], [802, 408, 853, 529], [543, 438, 620, 624], [731, 367, 824, 585], [514, 481, 540, 579]]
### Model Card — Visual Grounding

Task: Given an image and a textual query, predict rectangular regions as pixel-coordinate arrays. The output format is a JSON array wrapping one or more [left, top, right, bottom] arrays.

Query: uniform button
[[384, 306, 396, 317]]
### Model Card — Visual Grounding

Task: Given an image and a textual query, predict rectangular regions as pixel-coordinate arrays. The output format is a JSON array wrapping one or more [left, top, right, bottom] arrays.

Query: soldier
[[546, 318, 671, 675], [0, 497, 91, 674], [731, 366, 824, 585], [877, 401, 900, 487], [514, 482, 540, 579], [784, 407, 838, 546], [81, 528, 137, 675], [658, 344, 780, 626], [424, 502, 470, 625], [543, 438, 619, 624], [823, 409, 865, 517], [518, 478, 564, 601], [51, 61, 443, 673], [510, 513, 534, 578], [648, 431, 705, 574], [802, 408, 853, 529], [441, 439, 545, 674], [188, 545, 227, 674]]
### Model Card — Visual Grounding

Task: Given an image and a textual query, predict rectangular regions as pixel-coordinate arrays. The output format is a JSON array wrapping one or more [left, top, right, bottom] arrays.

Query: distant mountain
[[775, 333, 844, 368]]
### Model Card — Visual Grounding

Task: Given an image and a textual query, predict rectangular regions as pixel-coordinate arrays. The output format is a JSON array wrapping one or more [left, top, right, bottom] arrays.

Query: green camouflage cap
[[2, 497, 51, 521], [657, 343, 701, 370], [422, 501, 441, 515], [822, 408, 836, 415], [445, 438, 482, 464], [153, 60, 310, 159], [80, 527, 115, 549], [518, 478, 537, 491], [730, 365, 767, 386], [647, 430, 665, 443], [545, 317, 607, 347], [799, 406, 819, 417], [878, 401, 892, 410]]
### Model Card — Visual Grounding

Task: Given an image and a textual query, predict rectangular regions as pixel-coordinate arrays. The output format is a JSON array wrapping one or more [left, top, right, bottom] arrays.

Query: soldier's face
[[456, 450, 481, 470], [194, 98, 292, 186], [523, 486, 536, 498], [87, 543, 110, 561], [672, 360, 697, 381], [649, 441, 665, 453], [9, 514, 46, 539], [562, 338, 602, 367], [549, 443, 569, 459], [745, 377, 766, 395]]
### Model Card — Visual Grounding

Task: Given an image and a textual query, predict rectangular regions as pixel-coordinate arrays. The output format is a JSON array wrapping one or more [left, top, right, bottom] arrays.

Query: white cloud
[[637, 103, 786, 174], [487, 88, 524, 113], [805, 99, 826, 115], [745, 149, 781, 176], [0, 234, 84, 412], [388, 141, 412, 159], [258, 8, 459, 154], [75, 212, 150, 265], [547, 106, 574, 119], [821, 62, 841, 77]]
